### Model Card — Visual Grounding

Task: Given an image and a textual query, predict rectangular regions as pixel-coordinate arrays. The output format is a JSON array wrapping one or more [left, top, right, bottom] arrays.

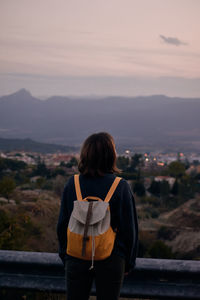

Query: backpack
[[67, 174, 121, 269]]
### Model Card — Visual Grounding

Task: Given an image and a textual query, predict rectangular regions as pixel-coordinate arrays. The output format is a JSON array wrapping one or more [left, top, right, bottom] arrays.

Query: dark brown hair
[[78, 132, 120, 176]]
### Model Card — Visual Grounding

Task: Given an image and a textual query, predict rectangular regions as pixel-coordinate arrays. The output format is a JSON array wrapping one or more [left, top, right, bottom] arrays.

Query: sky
[[0, 0, 200, 98]]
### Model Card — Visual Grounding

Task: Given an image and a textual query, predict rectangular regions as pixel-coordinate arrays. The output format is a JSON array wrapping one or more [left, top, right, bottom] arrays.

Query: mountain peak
[[0, 89, 40, 105], [14, 89, 32, 97]]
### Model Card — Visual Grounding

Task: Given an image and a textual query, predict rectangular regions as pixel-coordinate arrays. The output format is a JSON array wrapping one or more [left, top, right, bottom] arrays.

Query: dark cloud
[[160, 35, 188, 46]]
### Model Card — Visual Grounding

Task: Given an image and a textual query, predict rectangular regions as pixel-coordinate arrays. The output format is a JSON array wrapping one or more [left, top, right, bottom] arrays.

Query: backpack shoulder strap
[[104, 177, 122, 203], [74, 174, 83, 201]]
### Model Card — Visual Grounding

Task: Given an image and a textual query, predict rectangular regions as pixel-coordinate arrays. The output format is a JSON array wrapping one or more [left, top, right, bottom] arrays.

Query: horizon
[[1, 87, 200, 100]]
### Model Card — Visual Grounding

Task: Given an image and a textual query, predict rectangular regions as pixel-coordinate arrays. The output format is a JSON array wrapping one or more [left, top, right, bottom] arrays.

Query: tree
[[149, 180, 161, 196], [133, 181, 146, 197], [168, 161, 185, 178], [179, 175, 195, 200], [14, 172, 30, 185], [53, 175, 66, 197], [0, 177, 16, 200], [171, 179, 179, 195], [160, 180, 170, 198], [34, 161, 50, 177], [36, 177, 46, 189], [0, 158, 6, 172], [66, 157, 78, 168], [117, 156, 129, 172], [52, 168, 66, 177], [128, 154, 143, 172], [0, 158, 27, 172], [195, 173, 200, 180]]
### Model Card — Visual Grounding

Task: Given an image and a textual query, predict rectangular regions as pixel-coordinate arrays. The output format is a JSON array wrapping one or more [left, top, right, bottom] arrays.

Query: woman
[[57, 132, 138, 300]]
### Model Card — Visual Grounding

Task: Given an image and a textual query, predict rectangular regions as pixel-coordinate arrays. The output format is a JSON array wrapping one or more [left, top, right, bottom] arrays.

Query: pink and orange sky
[[0, 0, 200, 97]]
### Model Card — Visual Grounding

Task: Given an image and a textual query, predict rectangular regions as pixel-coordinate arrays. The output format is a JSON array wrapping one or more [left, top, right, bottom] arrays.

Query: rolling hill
[[0, 137, 77, 153]]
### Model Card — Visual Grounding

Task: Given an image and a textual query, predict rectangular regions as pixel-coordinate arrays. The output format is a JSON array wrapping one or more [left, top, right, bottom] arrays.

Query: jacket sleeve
[[118, 180, 138, 273]]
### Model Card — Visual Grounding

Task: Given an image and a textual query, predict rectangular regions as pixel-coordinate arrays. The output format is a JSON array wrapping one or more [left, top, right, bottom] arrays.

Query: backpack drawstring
[[89, 225, 95, 270]]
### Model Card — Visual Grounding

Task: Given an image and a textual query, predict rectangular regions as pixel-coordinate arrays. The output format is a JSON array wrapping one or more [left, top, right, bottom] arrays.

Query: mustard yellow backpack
[[67, 174, 121, 269]]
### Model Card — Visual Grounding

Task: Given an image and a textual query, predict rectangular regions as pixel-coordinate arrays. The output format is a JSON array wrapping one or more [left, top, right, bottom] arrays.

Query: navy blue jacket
[[57, 173, 138, 273]]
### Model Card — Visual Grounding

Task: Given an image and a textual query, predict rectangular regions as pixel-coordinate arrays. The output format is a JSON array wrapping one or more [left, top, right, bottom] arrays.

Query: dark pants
[[65, 253, 125, 300]]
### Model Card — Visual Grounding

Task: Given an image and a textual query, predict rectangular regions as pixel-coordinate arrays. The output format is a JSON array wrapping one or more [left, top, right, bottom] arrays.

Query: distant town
[[1, 148, 200, 168], [0, 151, 79, 168]]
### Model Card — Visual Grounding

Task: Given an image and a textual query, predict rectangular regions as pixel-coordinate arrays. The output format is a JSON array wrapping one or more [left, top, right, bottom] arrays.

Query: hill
[[0, 190, 199, 260], [0, 190, 60, 253], [139, 196, 200, 259], [159, 197, 200, 258], [1, 89, 200, 151], [0, 137, 77, 153]]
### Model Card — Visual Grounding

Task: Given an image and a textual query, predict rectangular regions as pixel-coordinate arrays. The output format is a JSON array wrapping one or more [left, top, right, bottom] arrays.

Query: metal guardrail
[[0, 250, 200, 299]]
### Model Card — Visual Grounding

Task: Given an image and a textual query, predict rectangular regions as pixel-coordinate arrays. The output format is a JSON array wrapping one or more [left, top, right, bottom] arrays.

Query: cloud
[[160, 35, 188, 46]]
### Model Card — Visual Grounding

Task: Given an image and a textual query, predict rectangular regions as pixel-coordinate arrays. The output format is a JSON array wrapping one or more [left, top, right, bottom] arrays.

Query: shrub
[[141, 196, 160, 207], [0, 209, 41, 250], [151, 209, 159, 218], [147, 240, 174, 259], [133, 181, 146, 197], [0, 176, 16, 199], [158, 226, 173, 240]]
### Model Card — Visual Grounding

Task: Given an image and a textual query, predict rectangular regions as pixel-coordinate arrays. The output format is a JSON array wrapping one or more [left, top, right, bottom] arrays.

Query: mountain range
[[0, 89, 200, 153], [0, 137, 77, 153]]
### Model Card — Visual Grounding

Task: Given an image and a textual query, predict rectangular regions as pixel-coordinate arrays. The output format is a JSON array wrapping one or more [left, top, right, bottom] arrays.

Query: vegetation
[[0, 157, 27, 173], [0, 153, 200, 261], [168, 161, 186, 178], [0, 177, 16, 200], [157, 226, 175, 240], [117, 154, 143, 173], [133, 181, 146, 197], [148, 240, 174, 259], [0, 209, 41, 250]]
